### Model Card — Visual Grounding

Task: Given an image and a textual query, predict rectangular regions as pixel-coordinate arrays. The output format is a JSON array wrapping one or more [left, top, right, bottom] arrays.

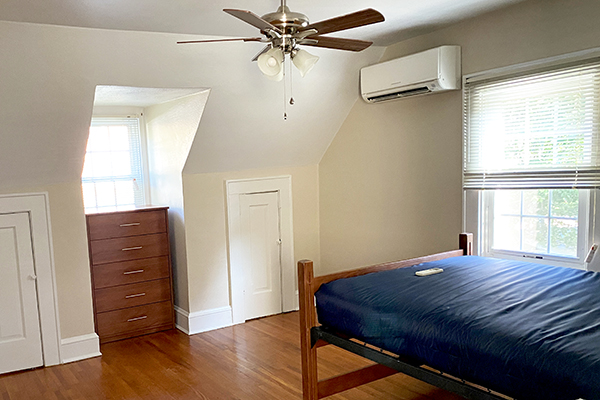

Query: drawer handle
[[125, 292, 146, 299], [122, 246, 143, 251], [120, 222, 141, 227], [127, 315, 148, 322], [123, 269, 144, 275]]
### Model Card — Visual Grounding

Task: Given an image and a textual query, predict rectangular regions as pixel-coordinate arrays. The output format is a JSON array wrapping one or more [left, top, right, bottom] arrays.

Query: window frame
[[82, 113, 149, 212], [480, 189, 591, 269]]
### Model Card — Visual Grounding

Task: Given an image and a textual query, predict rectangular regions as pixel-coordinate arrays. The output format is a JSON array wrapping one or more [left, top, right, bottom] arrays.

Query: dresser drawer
[[87, 209, 167, 240], [92, 256, 170, 289], [94, 278, 171, 313], [90, 233, 169, 265], [96, 301, 172, 337]]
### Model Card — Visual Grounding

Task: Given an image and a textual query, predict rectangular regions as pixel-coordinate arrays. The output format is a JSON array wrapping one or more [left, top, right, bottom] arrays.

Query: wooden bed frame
[[297, 233, 511, 400]]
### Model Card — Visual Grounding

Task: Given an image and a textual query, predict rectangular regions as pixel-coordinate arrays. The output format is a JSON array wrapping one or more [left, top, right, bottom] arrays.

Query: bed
[[298, 233, 600, 400]]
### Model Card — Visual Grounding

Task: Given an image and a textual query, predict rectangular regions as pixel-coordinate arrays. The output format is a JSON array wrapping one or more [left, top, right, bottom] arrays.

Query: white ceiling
[[93, 86, 208, 107], [0, 0, 532, 190], [0, 0, 528, 45]]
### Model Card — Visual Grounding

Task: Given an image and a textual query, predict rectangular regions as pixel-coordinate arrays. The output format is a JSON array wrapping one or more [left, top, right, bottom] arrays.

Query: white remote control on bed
[[415, 268, 444, 276]]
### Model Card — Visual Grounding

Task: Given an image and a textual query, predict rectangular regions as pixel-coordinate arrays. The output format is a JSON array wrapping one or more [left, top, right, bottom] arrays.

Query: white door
[[240, 191, 282, 320], [0, 213, 43, 374]]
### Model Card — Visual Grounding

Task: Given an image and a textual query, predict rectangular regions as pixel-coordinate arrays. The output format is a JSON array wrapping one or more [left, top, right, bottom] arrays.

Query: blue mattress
[[315, 256, 600, 400]]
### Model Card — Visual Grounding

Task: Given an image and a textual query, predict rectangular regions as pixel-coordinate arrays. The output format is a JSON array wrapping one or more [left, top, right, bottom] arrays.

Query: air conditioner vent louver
[[367, 87, 431, 103], [361, 45, 461, 103]]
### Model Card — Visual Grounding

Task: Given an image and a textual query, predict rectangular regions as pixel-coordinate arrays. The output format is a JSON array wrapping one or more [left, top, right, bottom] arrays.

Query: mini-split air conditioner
[[360, 45, 461, 103]]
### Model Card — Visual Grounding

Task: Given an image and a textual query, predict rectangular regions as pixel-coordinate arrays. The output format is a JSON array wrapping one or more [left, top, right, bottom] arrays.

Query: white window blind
[[82, 117, 146, 212], [463, 60, 600, 190]]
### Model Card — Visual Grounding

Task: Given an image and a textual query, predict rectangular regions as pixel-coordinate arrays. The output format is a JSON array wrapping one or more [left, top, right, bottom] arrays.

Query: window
[[463, 54, 600, 268], [482, 189, 589, 266], [82, 117, 147, 212]]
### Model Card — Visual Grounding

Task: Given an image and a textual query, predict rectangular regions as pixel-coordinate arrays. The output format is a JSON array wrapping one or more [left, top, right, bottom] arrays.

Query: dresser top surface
[[85, 206, 168, 216]]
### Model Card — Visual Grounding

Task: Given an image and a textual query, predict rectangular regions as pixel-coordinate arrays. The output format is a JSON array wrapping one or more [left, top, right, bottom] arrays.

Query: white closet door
[[0, 212, 43, 374], [240, 192, 282, 320]]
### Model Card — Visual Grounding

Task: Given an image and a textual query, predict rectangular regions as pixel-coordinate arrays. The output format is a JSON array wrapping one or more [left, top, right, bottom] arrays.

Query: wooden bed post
[[459, 232, 473, 255], [298, 260, 319, 400]]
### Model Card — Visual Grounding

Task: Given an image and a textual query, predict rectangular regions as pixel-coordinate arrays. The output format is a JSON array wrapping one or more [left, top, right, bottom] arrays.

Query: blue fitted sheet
[[315, 256, 600, 400]]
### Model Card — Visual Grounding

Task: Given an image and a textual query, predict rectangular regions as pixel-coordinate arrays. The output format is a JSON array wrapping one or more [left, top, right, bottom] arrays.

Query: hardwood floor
[[0, 312, 463, 400]]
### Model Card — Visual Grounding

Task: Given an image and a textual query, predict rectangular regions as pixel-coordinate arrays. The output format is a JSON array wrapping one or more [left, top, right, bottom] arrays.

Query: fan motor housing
[[262, 5, 309, 34]]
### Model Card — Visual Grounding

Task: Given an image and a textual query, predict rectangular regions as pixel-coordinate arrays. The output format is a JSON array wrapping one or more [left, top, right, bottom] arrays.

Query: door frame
[[226, 176, 296, 325], [0, 193, 61, 366]]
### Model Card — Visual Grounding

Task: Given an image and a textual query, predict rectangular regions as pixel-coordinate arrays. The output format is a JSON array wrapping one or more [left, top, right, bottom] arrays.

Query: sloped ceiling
[[0, 0, 528, 45], [0, 0, 530, 189], [93, 86, 207, 108], [0, 20, 382, 189]]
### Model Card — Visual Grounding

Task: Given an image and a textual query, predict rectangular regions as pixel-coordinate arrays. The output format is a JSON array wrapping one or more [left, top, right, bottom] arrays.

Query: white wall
[[182, 165, 320, 314], [145, 91, 209, 310]]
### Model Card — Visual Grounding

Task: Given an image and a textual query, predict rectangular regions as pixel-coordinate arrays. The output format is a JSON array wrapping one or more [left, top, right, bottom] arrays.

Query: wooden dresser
[[86, 207, 174, 344]]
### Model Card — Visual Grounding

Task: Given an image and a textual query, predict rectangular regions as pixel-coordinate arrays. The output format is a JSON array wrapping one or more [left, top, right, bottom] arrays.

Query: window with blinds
[[82, 117, 146, 212], [462, 55, 600, 268], [463, 60, 600, 190]]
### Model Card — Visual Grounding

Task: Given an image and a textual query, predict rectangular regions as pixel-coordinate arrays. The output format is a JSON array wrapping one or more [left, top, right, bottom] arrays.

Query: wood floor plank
[[0, 312, 463, 400]]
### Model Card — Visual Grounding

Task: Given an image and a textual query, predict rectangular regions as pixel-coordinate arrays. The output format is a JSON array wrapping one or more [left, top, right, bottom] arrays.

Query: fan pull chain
[[283, 54, 287, 120], [289, 59, 295, 106]]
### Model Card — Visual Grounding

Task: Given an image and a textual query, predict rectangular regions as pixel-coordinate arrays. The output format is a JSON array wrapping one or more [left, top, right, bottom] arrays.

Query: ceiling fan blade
[[223, 9, 282, 35], [300, 36, 373, 52], [251, 45, 271, 62], [301, 9, 384, 35], [177, 37, 264, 44]]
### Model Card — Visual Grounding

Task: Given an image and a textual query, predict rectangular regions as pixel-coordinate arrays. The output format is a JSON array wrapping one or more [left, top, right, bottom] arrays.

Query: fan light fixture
[[291, 49, 319, 77], [257, 46, 319, 80], [258, 47, 285, 81]]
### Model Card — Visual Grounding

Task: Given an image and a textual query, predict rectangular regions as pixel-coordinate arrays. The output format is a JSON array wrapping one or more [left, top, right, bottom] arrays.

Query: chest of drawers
[[86, 207, 174, 343]]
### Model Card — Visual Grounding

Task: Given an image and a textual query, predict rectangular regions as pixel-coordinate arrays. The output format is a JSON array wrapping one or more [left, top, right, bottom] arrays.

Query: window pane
[[90, 152, 112, 177], [491, 189, 582, 259], [522, 217, 548, 253], [493, 215, 520, 251], [108, 125, 130, 152], [495, 190, 521, 215], [82, 183, 97, 209], [95, 182, 116, 208], [550, 219, 578, 257], [115, 180, 135, 206], [111, 151, 132, 176], [551, 189, 579, 218], [522, 189, 548, 216]]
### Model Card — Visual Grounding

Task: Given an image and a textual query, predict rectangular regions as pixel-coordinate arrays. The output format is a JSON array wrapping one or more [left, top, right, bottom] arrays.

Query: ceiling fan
[[177, 1, 385, 81]]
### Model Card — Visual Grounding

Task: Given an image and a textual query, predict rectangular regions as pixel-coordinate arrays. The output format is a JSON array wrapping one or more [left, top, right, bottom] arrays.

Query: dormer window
[[81, 116, 147, 213]]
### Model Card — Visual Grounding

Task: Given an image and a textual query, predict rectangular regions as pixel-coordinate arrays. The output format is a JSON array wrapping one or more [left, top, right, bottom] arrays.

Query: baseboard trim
[[60, 333, 101, 364], [175, 305, 233, 335]]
